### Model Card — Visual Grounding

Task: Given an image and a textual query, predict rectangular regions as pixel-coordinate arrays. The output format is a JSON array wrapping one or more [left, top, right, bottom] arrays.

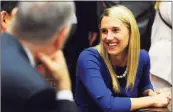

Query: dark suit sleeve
[[55, 100, 77, 112], [25, 89, 77, 112], [76, 49, 131, 112], [2, 60, 76, 112]]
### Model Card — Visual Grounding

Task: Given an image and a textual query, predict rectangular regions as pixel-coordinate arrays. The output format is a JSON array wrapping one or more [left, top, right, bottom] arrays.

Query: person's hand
[[88, 32, 97, 46], [37, 50, 71, 91], [143, 89, 160, 96], [147, 90, 159, 96], [151, 93, 171, 108], [154, 88, 172, 101]]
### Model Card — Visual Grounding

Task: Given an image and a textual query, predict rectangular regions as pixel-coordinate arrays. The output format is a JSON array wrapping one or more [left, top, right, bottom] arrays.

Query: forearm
[[130, 96, 154, 111], [130, 92, 170, 111]]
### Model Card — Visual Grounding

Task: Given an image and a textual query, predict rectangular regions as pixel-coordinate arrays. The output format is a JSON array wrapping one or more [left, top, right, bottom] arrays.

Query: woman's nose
[[106, 32, 114, 40]]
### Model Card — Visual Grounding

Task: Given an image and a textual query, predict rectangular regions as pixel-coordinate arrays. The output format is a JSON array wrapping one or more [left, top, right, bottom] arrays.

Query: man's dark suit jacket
[[1, 32, 77, 112]]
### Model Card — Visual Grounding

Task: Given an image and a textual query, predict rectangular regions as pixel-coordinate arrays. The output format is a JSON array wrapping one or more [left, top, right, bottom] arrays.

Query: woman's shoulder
[[77, 47, 104, 70], [78, 47, 101, 60]]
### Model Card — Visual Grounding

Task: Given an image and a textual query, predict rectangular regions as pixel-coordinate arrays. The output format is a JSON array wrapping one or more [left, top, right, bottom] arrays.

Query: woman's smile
[[105, 42, 119, 51]]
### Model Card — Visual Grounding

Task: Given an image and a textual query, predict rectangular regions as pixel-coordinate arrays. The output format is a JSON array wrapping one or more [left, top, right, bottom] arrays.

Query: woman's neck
[[110, 51, 128, 67]]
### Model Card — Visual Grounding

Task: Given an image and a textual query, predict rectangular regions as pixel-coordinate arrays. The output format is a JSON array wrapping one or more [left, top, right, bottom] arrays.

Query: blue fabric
[[75, 48, 154, 112]]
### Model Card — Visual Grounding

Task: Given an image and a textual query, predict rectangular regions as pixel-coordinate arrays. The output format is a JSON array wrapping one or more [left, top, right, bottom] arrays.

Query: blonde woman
[[75, 5, 171, 112]]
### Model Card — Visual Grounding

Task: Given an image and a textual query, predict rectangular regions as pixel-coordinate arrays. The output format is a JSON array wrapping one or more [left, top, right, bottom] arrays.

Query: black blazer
[[1, 32, 77, 112]]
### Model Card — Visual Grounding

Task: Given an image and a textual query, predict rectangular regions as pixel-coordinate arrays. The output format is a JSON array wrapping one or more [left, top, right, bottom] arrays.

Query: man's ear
[[54, 26, 71, 50], [1, 11, 8, 32]]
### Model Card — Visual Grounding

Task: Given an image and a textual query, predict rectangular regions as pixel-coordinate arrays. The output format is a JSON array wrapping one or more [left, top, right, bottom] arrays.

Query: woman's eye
[[101, 29, 107, 34], [112, 28, 119, 33]]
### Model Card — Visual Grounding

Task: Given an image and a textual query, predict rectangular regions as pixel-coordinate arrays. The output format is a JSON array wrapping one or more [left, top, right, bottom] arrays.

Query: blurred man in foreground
[[1, 1, 77, 112]]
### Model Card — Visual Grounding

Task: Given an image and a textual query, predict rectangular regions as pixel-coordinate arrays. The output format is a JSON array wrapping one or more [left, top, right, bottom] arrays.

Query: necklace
[[113, 66, 127, 79]]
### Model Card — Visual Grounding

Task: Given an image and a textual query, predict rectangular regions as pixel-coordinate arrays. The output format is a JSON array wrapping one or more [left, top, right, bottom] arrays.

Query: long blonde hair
[[95, 5, 140, 93]]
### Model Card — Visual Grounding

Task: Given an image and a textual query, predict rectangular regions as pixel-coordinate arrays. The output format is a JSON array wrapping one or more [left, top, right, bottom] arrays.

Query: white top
[[150, 2, 172, 43], [149, 2, 172, 84]]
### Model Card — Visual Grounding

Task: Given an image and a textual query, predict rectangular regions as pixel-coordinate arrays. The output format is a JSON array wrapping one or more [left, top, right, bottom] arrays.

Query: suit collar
[[2, 32, 30, 64]]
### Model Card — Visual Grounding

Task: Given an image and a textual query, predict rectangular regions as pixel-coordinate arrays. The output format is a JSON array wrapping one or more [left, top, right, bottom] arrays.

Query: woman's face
[[100, 16, 129, 56]]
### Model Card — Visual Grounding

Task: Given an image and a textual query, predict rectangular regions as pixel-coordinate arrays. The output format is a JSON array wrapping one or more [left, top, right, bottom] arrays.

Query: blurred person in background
[[149, 1, 172, 89], [1, 1, 77, 112], [1, 1, 18, 33]]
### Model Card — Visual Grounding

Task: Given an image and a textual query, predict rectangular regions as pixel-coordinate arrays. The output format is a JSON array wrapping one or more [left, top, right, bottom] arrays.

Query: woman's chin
[[107, 50, 118, 55]]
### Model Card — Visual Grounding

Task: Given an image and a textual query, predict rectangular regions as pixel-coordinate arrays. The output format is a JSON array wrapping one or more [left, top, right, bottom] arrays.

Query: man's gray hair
[[12, 1, 75, 44]]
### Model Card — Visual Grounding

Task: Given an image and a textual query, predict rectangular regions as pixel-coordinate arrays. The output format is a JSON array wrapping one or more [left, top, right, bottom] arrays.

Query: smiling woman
[[96, 5, 140, 93], [75, 5, 171, 112], [100, 16, 130, 56]]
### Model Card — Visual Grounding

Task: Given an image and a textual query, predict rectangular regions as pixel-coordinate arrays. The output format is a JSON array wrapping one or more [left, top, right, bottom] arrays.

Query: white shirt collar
[[22, 45, 36, 67]]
